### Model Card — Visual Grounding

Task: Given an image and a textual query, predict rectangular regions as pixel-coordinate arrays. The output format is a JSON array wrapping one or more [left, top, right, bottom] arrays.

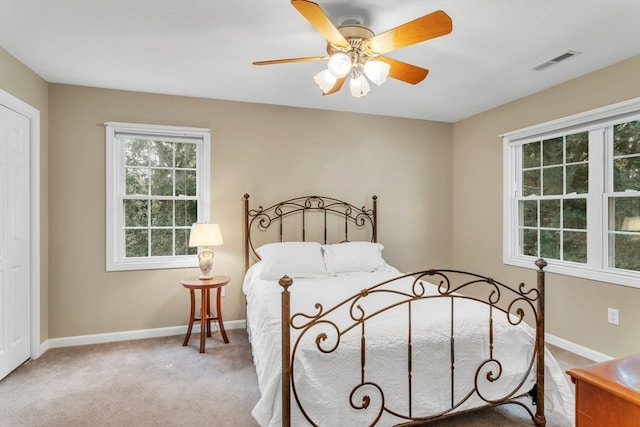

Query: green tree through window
[[123, 139, 198, 258]]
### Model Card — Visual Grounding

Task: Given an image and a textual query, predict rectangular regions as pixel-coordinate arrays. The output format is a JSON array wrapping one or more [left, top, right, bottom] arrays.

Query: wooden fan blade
[[322, 76, 346, 95], [253, 56, 327, 65], [377, 57, 429, 84], [291, 0, 349, 48], [366, 10, 452, 55]]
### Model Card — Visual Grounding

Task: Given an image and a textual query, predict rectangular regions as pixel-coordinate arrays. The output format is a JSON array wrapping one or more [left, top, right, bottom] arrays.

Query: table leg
[[199, 288, 207, 353], [216, 286, 229, 344], [205, 288, 212, 337], [183, 289, 195, 346]]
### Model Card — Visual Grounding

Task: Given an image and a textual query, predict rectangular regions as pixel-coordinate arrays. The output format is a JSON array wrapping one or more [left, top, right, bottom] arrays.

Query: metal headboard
[[243, 194, 377, 271]]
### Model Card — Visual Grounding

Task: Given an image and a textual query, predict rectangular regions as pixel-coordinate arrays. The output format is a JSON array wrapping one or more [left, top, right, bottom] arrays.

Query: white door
[[0, 104, 31, 380]]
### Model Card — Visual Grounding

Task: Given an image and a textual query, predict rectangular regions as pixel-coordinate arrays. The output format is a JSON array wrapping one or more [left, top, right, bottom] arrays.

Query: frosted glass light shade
[[350, 74, 370, 98], [327, 53, 352, 78], [313, 69, 338, 93], [364, 60, 390, 85]]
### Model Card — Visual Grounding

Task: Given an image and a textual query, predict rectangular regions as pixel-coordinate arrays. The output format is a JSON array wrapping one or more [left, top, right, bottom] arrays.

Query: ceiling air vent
[[532, 50, 582, 72]]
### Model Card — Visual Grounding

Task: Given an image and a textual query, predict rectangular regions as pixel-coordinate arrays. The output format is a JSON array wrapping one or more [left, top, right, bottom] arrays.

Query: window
[[503, 98, 640, 288], [105, 122, 210, 271]]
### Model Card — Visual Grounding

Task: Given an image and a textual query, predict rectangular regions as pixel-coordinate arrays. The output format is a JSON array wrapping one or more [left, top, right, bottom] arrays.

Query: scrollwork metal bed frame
[[244, 194, 547, 426]]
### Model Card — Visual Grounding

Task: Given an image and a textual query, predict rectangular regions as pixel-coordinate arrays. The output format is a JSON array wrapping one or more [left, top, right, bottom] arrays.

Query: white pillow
[[255, 242, 327, 280], [322, 242, 386, 274]]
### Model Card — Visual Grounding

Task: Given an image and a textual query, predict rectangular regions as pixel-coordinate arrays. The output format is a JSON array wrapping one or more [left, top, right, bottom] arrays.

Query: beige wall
[[47, 84, 453, 338], [452, 55, 640, 358], [5, 41, 639, 358], [0, 47, 49, 342]]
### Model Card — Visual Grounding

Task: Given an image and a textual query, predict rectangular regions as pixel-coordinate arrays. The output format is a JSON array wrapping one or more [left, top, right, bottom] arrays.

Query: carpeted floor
[[0, 329, 593, 427]]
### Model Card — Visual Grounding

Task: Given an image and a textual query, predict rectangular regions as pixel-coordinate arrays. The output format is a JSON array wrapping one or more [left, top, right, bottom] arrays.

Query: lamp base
[[197, 247, 214, 280]]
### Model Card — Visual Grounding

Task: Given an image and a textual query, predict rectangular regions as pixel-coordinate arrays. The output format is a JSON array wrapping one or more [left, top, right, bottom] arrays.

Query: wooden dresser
[[567, 354, 640, 427]]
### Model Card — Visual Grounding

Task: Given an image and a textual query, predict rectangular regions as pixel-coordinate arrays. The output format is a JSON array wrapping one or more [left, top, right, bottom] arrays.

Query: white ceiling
[[1, 0, 639, 122]]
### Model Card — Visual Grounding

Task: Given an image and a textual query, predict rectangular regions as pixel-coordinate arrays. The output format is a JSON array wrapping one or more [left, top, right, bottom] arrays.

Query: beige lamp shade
[[621, 216, 640, 232], [189, 223, 224, 247]]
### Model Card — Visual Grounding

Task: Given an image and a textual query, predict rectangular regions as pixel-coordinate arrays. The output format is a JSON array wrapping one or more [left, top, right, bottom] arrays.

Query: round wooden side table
[[180, 275, 230, 353]]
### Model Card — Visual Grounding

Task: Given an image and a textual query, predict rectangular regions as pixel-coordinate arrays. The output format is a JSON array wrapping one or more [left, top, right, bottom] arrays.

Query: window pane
[[566, 132, 589, 162], [124, 199, 148, 227], [175, 169, 197, 196], [151, 200, 173, 226], [125, 168, 149, 195], [522, 228, 538, 256], [150, 229, 173, 256], [608, 197, 640, 272], [610, 197, 640, 231], [540, 229, 560, 259], [150, 141, 174, 167], [126, 229, 148, 257], [540, 199, 560, 228], [175, 228, 196, 255], [563, 199, 587, 230], [611, 234, 640, 272], [543, 137, 563, 166], [613, 157, 640, 192], [175, 200, 198, 226], [564, 231, 587, 263], [614, 120, 640, 156], [523, 169, 540, 196], [150, 169, 174, 196], [566, 163, 588, 194], [543, 166, 563, 195], [125, 139, 149, 166], [520, 200, 537, 227], [176, 143, 197, 168], [523, 141, 540, 169]]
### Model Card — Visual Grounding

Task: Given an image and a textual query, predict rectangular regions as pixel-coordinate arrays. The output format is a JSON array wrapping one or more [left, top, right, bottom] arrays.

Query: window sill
[[504, 256, 640, 289], [106, 256, 198, 272]]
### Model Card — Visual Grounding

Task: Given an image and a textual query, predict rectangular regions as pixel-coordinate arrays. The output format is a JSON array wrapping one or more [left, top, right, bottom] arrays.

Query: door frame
[[0, 89, 41, 359]]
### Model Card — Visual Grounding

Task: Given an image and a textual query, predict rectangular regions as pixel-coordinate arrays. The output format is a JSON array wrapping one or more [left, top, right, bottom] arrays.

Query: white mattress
[[243, 263, 575, 426]]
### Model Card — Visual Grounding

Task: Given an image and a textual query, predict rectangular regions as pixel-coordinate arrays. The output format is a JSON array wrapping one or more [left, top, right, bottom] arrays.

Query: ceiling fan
[[253, 0, 453, 98]]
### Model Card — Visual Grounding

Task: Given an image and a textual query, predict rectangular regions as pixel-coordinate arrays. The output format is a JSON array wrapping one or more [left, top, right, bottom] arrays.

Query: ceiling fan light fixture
[[254, 2, 453, 98], [327, 52, 352, 77], [363, 60, 390, 86], [350, 74, 370, 98], [313, 69, 337, 93]]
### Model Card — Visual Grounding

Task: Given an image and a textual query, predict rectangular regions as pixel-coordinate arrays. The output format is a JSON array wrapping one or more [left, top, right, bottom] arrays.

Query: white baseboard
[[42, 320, 246, 351], [545, 332, 613, 363], [37, 322, 610, 365]]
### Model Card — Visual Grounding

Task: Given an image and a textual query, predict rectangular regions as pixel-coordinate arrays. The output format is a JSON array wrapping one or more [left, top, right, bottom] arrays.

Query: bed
[[242, 194, 574, 426]]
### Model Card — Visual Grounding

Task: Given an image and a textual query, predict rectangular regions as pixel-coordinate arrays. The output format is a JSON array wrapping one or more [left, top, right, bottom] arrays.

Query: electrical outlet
[[607, 308, 619, 325]]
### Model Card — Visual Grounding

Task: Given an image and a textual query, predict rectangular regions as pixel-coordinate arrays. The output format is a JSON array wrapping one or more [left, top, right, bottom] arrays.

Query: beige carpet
[[0, 330, 593, 427]]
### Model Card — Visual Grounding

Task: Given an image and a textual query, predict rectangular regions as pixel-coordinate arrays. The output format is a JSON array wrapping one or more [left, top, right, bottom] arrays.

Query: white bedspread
[[243, 263, 575, 427]]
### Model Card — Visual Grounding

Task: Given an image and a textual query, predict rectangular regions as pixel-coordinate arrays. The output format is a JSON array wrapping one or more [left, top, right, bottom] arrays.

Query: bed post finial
[[280, 275, 293, 427], [534, 258, 546, 426]]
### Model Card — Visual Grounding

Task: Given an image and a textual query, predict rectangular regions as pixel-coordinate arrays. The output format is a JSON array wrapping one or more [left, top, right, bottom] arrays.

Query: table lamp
[[188, 223, 224, 279]]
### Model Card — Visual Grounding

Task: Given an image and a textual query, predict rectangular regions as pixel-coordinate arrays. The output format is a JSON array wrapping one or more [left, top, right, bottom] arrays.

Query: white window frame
[[502, 97, 640, 288], [105, 122, 211, 271]]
